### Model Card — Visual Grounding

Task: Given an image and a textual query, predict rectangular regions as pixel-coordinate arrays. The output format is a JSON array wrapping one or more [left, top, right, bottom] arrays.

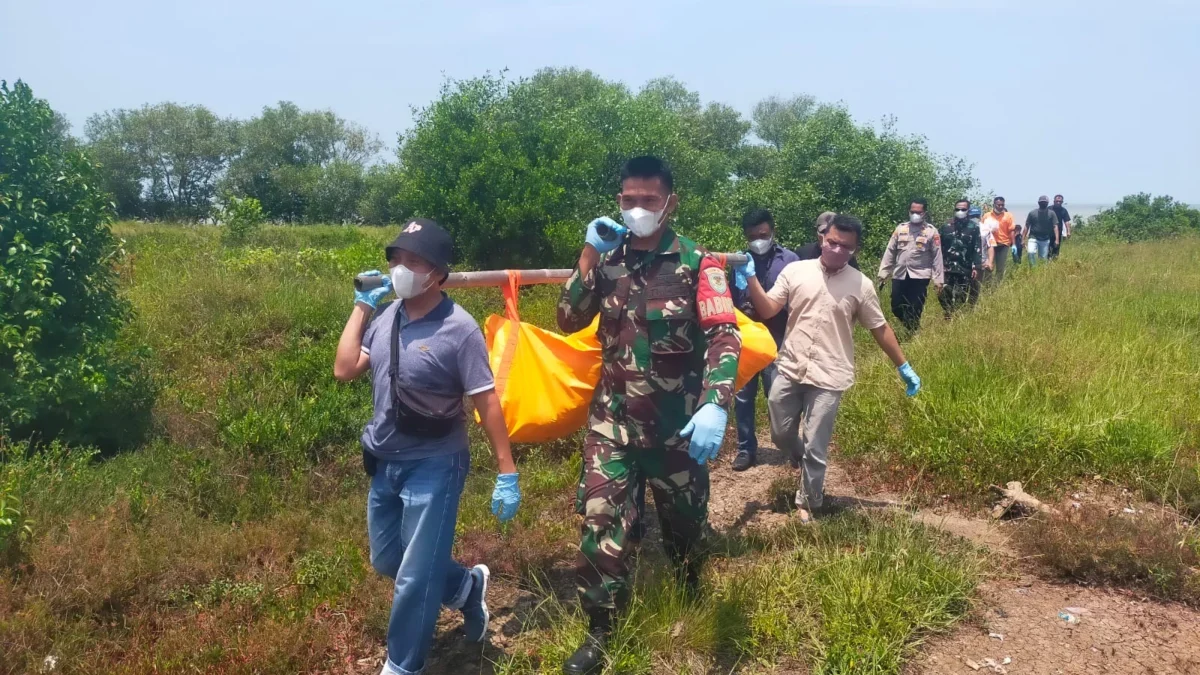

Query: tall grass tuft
[[499, 512, 983, 674]]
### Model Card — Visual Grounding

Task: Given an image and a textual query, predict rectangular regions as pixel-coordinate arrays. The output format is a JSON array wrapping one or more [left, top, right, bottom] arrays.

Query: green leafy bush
[[736, 106, 977, 256], [0, 80, 155, 451], [220, 195, 265, 245], [1084, 193, 1200, 242], [0, 486, 33, 565], [396, 70, 749, 269]]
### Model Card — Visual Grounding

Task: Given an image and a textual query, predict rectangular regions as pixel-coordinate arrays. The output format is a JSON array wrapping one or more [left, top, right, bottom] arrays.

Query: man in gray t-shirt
[[359, 297, 495, 461], [332, 218, 520, 675]]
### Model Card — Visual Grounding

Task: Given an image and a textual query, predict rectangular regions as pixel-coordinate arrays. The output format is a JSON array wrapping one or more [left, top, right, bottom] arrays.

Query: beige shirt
[[877, 221, 944, 285], [766, 259, 888, 392]]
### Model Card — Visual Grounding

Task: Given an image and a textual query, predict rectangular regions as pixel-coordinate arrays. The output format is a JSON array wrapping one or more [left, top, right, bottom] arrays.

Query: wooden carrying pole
[[441, 253, 750, 289]]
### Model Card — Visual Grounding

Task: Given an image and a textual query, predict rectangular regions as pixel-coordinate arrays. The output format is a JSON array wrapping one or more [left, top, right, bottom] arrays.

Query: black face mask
[[1038, 201, 1049, 209]]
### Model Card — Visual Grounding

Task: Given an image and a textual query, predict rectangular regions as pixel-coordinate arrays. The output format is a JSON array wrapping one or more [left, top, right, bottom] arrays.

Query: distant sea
[[1005, 203, 1111, 220]]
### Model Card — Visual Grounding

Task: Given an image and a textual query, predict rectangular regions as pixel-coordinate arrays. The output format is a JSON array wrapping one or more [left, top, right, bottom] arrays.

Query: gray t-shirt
[[360, 295, 494, 460]]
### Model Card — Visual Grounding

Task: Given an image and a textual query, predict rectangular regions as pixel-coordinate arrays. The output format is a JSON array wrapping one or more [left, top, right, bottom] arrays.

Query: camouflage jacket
[[939, 219, 983, 276], [558, 229, 741, 449]]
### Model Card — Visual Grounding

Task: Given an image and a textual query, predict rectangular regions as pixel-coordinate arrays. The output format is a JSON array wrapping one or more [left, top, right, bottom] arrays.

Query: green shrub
[[293, 541, 366, 602], [1084, 193, 1200, 242], [220, 195, 265, 245], [0, 486, 33, 566], [216, 336, 369, 466], [0, 80, 155, 451]]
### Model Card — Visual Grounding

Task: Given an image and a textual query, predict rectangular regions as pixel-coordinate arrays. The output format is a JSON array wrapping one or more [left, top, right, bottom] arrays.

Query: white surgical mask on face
[[391, 264, 432, 299], [955, 210, 968, 219], [747, 237, 773, 255], [909, 212, 924, 224], [621, 206, 666, 238]]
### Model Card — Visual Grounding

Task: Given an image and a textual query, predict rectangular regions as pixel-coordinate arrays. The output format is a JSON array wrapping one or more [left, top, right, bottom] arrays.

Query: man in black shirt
[[1049, 195, 1071, 260], [795, 211, 860, 270], [1023, 196, 1060, 268]]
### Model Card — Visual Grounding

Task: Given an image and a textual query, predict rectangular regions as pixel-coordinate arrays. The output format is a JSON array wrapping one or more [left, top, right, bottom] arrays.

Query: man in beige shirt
[[876, 198, 944, 334], [734, 215, 922, 523]]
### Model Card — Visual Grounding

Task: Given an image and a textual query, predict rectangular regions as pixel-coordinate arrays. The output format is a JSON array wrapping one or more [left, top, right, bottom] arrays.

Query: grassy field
[[844, 237, 1200, 510], [2, 224, 1197, 673]]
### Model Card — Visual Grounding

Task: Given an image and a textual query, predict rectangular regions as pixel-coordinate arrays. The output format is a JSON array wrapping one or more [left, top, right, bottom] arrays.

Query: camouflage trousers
[[939, 272, 973, 317], [575, 431, 709, 613]]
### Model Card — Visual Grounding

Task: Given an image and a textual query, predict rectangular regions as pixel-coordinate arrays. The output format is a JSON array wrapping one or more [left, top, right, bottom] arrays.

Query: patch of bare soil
[[367, 433, 1200, 675], [909, 579, 1200, 674], [705, 437, 796, 532]]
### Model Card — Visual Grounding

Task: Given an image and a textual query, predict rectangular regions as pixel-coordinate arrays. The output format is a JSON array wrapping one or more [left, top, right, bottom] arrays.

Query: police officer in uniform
[[557, 156, 741, 675], [876, 198, 944, 333]]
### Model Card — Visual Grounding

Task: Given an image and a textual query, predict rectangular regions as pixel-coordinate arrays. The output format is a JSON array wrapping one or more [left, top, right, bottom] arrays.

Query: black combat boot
[[563, 609, 613, 675]]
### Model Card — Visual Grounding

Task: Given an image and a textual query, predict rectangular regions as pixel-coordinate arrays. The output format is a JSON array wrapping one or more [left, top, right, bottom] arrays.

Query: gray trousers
[[767, 375, 844, 510], [992, 245, 1010, 283]]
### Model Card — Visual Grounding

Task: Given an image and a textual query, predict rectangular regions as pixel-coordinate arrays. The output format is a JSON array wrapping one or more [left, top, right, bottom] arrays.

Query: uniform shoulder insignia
[[696, 255, 735, 328]]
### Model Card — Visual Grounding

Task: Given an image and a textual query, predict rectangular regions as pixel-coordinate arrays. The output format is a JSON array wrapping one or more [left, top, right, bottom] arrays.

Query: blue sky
[[3, 0, 1197, 204]]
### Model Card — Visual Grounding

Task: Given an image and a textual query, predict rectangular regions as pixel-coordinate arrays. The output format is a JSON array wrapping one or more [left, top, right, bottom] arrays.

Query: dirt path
[[376, 434, 1200, 674], [910, 578, 1200, 674], [713, 438, 1200, 675]]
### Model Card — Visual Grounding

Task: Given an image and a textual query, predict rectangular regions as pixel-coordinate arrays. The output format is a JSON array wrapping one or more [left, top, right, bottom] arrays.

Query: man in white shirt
[[733, 214, 922, 523]]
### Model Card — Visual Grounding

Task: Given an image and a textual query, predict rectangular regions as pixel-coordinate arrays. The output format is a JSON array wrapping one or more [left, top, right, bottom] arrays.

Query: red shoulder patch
[[696, 255, 736, 328]]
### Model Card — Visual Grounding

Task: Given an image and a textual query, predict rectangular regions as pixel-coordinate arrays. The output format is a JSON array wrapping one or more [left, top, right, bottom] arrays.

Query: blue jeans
[[369, 451, 473, 675], [1027, 238, 1051, 267], [733, 363, 777, 458]]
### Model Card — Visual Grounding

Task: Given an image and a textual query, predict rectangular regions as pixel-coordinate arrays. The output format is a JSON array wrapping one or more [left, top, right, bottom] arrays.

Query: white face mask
[[747, 237, 773, 255], [955, 210, 968, 220], [391, 264, 432, 300], [621, 206, 666, 238], [909, 212, 924, 224]]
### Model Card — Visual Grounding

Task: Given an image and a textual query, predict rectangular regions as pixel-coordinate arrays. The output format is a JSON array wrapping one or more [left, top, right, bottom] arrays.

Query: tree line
[[68, 68, 977, 265]]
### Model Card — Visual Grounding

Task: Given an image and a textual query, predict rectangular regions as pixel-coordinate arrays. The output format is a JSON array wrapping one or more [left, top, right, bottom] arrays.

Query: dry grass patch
[[1016, 504, 1200, 605]]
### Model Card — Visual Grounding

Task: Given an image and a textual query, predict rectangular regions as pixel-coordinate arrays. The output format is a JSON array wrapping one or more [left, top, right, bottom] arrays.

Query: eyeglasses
[[823, 241, 856, 254]]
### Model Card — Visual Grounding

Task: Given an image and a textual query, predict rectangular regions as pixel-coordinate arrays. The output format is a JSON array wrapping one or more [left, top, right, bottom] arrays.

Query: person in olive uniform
[[877, 199, 944, 333], [557, 156, 741, 675], [938, 199, 983, 319]]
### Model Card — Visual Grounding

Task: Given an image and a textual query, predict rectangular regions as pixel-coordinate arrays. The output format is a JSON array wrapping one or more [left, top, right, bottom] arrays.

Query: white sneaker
[[462, 564, 490, 643]]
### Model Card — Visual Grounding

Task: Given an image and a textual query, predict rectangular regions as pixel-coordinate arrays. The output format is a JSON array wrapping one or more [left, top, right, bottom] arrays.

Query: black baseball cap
[[386, 218, 454, 271]]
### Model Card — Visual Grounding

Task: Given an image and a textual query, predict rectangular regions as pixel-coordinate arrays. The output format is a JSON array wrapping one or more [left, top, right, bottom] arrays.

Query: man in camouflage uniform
[[938, 198, 983, 319], [557, 156, 741, 675]]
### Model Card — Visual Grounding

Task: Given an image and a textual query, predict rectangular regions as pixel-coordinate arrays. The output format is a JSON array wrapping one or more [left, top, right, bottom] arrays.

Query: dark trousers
[[891, 278, 929, 333], [939, 272, 972, 318], [1049, 236, 1061, 260], [1012, 235, 1024, 263]]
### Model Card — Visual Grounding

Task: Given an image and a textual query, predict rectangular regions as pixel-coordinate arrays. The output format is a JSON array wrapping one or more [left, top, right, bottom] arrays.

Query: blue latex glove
[[898, 362, 921, 397], [680, 403, 728, 465], [491, 473, 521, 522], [733, 254, 756, 291], [354, 270, 392, 309], [585, 217, 628, 254]]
